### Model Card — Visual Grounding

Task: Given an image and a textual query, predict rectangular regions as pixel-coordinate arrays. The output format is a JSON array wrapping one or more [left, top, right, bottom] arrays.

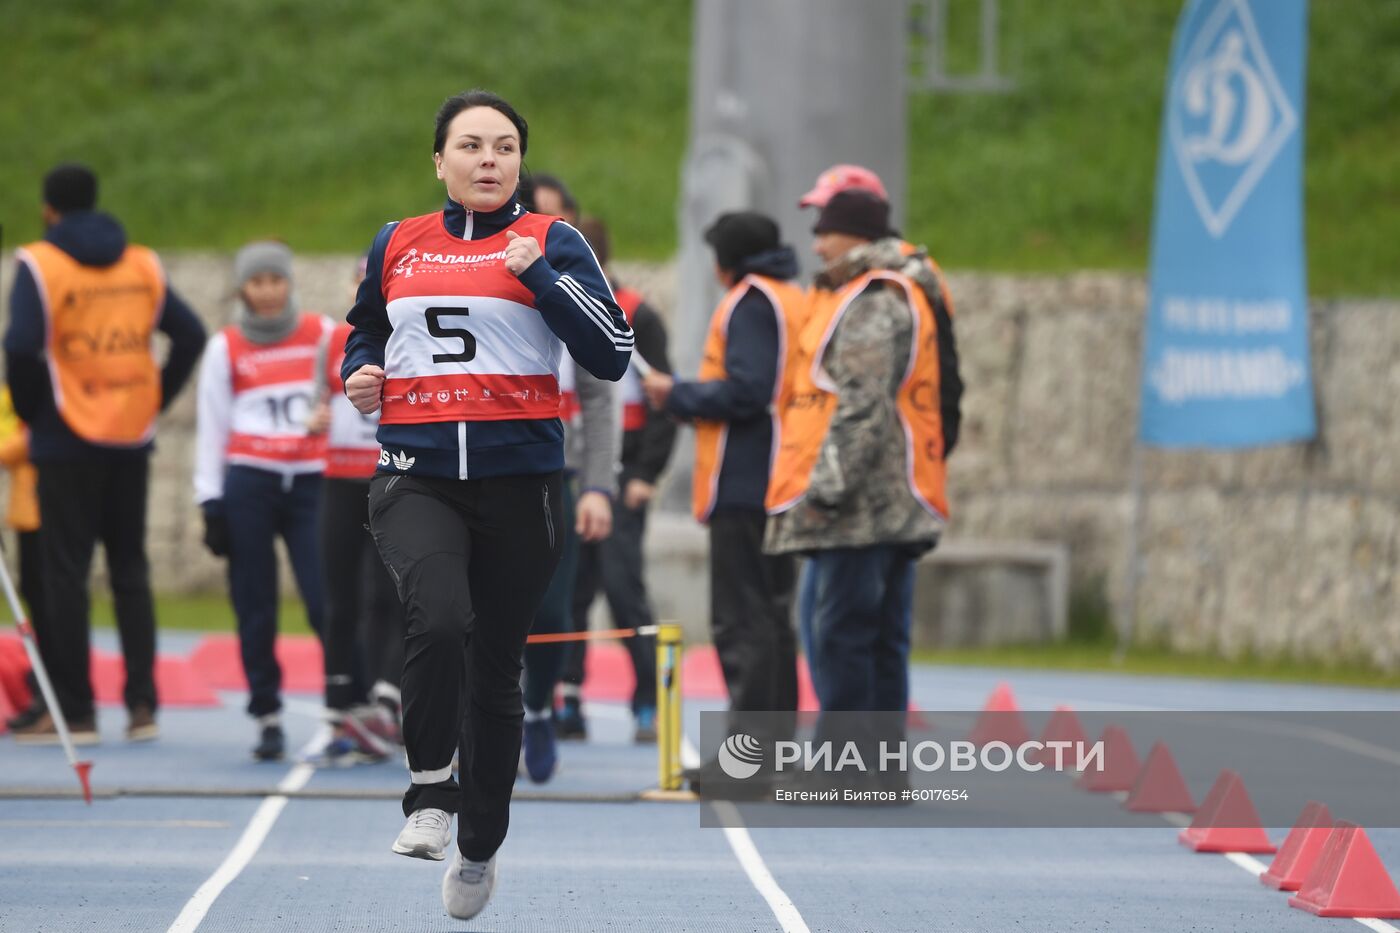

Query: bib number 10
[[426, 307, 476, 363]]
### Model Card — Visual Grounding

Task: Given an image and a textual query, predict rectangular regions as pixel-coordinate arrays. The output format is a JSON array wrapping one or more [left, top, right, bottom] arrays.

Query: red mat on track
[[579, 642, 821, 710], [188, 634, 324, 694], [92, 650, 222, 707], [185, 634, 823, 708]]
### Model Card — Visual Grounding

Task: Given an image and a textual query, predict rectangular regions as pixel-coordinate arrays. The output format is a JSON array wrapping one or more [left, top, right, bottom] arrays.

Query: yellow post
[[655, 622, 684, 791]]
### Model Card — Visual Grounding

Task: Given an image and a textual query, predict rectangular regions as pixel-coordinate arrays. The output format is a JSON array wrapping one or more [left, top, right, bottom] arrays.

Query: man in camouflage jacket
[[765, 191, 956, 748]]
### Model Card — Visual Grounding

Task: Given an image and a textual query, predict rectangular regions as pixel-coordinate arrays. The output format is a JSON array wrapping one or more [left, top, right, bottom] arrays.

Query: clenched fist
[[504, 229, 542, 276], [345, 364, 385, 414]]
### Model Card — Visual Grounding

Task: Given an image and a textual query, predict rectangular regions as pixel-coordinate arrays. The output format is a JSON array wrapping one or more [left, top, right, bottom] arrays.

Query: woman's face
[[434, 106, 522, 212], [241, 272, 290, 317]]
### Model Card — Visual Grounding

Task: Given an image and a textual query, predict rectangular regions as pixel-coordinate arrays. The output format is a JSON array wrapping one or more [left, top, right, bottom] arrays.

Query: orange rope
[[524, 626, 638, 645]]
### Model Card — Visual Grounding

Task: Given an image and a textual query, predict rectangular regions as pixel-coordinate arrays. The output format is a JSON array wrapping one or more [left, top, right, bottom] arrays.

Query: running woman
[[341, 89, 632, 921]]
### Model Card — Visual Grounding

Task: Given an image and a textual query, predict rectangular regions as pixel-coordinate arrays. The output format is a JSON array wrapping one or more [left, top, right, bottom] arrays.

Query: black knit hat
[[43, 163, 98, 214], [811, 189, 892, 241], [704, 211, 781, 272]]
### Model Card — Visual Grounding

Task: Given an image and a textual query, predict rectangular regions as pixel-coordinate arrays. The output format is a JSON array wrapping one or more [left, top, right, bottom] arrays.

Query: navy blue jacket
[[342, 196, 633, 481], [4, 211, 207, 462], [667, 247, 799, 514]]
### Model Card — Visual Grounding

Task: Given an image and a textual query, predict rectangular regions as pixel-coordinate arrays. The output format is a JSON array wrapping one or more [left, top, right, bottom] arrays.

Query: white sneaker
[[391, 807, 452, 860], [441, 850, 496, 920]]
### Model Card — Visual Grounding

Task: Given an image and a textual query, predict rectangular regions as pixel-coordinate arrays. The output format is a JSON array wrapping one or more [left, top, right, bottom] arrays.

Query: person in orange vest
[[194, 240, 332, 762], [4, 163, 207, 745], [642, 211, 803, 795], [0, 387, 48, 731], [765, 190, 954, 787], [792, 166, 963, 701]]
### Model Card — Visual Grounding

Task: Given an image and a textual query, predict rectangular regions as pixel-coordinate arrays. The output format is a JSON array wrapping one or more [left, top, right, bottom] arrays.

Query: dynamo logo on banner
[[1170, 0, 1298, 238], [1141, 0, 1315, 448]]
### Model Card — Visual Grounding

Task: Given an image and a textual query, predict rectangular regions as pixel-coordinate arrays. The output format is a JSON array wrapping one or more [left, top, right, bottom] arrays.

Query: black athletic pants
[[369, 470, 563, 862], [709, 507, 798, 740], [521, 477, 578, 714], [320, 477, 404, 713], [565, 499, 658, 712], [36, 456, 156, 720]]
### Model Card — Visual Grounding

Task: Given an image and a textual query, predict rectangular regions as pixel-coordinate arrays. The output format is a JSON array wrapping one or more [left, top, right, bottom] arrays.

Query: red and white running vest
[[378, 211, 565, 425], [222, 314, 331, 470], [324, 322, 380, 479]]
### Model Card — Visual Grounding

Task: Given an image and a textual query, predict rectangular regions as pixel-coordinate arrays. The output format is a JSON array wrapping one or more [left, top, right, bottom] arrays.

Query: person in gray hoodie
[[517, 310, 617, 783]]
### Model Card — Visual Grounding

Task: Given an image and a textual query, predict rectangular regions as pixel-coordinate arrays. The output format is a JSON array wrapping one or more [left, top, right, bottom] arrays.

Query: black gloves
[[202, 501, 229, 558]]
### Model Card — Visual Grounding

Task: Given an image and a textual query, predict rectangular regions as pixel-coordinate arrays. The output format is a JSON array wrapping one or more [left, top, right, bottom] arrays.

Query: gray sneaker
[[441, 850, 496, 920], [391, 807, 452, 860]]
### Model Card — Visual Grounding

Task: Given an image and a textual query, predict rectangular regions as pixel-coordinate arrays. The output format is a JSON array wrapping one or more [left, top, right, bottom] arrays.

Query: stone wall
[[3, 251, 1395, 667]]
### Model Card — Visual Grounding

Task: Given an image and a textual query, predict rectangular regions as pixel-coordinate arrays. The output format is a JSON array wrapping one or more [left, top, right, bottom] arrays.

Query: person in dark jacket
[[642, 212, 804, 793], [341, 90, 631, 922], [563, 216, 677, 744], [4, 163, 206, 744]]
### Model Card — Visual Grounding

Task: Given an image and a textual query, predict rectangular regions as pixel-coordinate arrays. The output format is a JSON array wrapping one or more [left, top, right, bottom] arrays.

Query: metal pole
[[1112, 442, 1144, 664], [0, 555, 95, 802], [655, 622, 684, 791]]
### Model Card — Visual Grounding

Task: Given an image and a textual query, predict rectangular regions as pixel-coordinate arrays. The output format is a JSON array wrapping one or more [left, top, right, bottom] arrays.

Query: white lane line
[[1222, 852, 1268, 876], [164, 729, 324, 933], [1356, 920, 1400, 933], [0, 819, 229, 829], [683, 736, 809, 933]]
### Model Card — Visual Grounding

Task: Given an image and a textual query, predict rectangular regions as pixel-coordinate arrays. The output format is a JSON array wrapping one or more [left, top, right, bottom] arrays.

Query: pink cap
[[799, 164, 889, 208]]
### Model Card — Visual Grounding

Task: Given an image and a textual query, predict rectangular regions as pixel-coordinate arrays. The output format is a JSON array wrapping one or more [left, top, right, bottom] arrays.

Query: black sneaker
[[554, 698, 587, 741], [252, 724, 285, 761], [6, 702, 46, 732]]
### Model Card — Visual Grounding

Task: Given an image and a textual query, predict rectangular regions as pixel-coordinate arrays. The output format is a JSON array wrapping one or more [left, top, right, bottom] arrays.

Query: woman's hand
[[345, 364, 385, 414], [575, 490, 613, 542], [504, 230, 543, 276]]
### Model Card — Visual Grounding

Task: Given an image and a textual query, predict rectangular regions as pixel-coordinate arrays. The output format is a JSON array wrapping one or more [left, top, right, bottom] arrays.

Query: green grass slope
[[3, 0, 1396, 293], [1, 0, 691, 258]]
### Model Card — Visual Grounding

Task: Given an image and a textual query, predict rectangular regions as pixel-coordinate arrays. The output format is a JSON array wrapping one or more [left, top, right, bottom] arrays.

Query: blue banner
[[1140, 0, 1314, 448]]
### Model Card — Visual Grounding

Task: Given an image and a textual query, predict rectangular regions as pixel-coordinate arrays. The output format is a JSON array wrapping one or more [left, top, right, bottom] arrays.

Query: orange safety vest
[[692, 275, 807, 523], [766, 269, 948, 520], [18, 240, 164, 446]]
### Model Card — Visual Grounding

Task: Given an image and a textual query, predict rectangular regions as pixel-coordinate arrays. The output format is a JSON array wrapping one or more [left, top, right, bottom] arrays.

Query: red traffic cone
[[1123, 741, 1195, 813], [967, 682, 1030, 748], [1031, 705, 1088, 769], [1075, 725, 1141, 793], [1177, 769, 1275, 854], [1288, 822, 1400, 918], [1262, 802, 1334, 891]]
